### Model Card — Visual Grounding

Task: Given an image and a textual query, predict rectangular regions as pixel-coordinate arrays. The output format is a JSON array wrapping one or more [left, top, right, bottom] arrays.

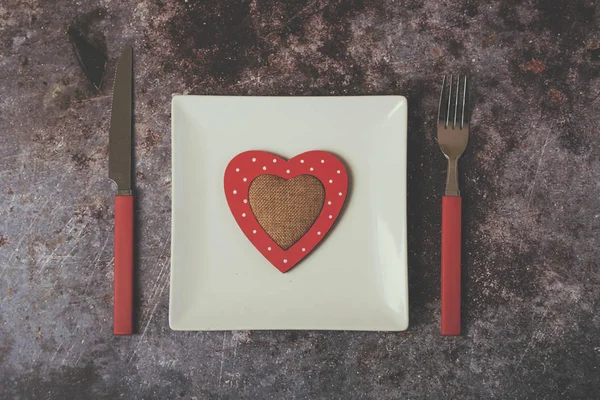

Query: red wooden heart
[[224, 150, 348, 273]]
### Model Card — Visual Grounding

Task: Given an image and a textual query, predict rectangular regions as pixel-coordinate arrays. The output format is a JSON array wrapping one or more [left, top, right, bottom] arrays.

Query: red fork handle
[[441, 195, 462, 336], [114, 195, 134, 335]]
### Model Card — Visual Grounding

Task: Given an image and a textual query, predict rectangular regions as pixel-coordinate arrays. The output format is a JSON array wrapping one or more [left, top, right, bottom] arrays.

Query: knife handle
[[441, 195, 461, 336], [114, 195, 134, 335]]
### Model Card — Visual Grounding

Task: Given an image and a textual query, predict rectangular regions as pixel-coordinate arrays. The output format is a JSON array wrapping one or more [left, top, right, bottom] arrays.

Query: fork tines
[[438, 75, 468, 129]]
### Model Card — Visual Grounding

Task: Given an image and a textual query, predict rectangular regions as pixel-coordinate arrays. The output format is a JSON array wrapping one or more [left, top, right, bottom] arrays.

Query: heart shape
[[249, 174, 325, 250], [224, 150, 348, 273]]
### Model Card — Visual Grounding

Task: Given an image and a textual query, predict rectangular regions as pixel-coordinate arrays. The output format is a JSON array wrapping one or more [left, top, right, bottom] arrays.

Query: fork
[[437, 75, 469, 336]]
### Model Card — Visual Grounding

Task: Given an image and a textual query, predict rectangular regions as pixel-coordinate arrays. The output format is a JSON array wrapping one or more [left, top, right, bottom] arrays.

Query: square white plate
[[170, 96, 408, 331]]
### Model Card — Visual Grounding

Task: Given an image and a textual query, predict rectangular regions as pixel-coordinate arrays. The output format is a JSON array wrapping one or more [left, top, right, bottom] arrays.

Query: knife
[[108, 46, 134, 335]]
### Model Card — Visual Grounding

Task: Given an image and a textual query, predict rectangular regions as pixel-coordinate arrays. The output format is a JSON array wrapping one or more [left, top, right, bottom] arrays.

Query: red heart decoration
[[224, 150, 348, 273]]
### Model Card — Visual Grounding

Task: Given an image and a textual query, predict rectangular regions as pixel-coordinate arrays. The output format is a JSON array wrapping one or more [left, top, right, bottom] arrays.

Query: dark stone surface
[[1, 0, 599, 398]]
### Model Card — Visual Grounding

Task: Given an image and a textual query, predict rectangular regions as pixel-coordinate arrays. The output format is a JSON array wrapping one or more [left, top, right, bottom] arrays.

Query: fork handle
[[441, 195, 461, 336]]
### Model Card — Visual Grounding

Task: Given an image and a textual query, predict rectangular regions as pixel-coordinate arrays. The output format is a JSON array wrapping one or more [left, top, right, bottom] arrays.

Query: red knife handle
[[114, 195, 134, 335], [441, 195, 462, 336]]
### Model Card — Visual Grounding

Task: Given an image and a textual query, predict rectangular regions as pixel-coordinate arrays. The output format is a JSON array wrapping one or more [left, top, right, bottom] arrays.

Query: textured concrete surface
[[1, 0, 600, 398]]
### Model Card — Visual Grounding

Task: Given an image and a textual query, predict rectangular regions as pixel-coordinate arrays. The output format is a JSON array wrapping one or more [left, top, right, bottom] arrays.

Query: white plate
[[170, 96, 408, 331]]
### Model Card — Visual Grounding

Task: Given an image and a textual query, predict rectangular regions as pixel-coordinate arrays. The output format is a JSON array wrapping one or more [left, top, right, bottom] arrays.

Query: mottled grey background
[[1, 0, 599, 398]]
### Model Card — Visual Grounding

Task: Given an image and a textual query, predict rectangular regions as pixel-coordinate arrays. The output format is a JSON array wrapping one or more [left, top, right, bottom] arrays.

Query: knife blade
[[109, 46, 132, 194], [108, 46, 134, 335]]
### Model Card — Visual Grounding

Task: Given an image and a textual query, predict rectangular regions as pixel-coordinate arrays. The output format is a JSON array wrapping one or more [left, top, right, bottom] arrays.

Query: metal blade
[[108, 46, 133, 194]]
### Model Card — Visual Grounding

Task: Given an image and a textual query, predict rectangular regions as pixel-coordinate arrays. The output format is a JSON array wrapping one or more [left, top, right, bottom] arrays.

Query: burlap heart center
[[249, 175, 325, 250]]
